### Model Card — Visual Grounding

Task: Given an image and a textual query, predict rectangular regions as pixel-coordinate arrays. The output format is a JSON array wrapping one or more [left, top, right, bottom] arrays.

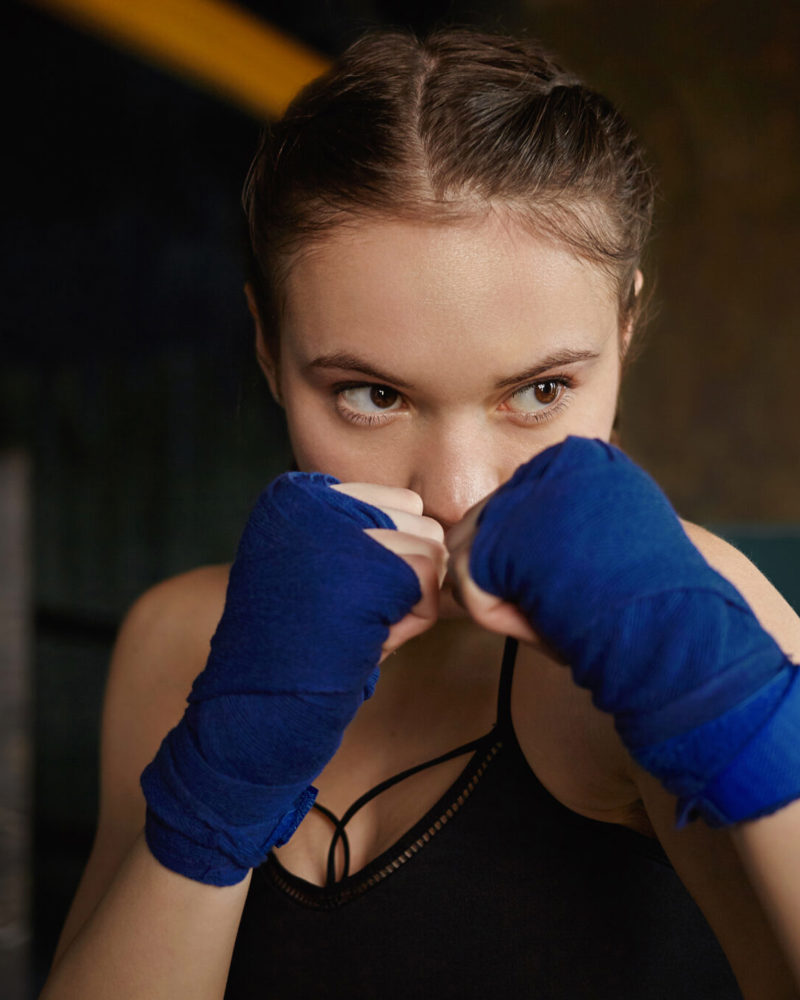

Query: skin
[[267, 213, 624, 513], [253, 211, 626, 633], [41, 212, 800, 999]]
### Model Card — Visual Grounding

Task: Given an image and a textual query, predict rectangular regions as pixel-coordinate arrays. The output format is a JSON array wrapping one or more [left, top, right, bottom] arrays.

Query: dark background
[[3, 0, 799, 993]]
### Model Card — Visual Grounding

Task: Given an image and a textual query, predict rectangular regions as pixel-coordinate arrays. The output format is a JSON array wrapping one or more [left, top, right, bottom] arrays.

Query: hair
[[243, 27, 655, 355]]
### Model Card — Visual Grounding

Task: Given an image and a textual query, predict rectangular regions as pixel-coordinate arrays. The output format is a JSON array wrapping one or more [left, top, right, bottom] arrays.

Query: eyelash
[[332, 376, 575, 427], [505, 376, 573, 424]]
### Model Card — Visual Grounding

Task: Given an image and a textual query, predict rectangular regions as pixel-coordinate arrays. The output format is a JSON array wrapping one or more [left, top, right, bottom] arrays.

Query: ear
[[245, 282, 282, 406], [621, 269, 644, 359]]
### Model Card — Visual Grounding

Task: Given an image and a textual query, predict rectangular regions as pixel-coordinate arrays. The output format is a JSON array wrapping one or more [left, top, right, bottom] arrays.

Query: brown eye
[[533, 381, 559, 404], [339, 384, 403, 417], [506, 379, 566, 417], [369, 386, 399, 409]]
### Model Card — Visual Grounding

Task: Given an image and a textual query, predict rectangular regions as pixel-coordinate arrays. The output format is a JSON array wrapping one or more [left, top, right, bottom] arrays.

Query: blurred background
[[2, 0, 799, 995]]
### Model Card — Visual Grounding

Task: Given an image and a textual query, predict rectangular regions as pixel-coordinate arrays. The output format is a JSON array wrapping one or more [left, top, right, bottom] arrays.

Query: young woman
[[41, 28, 800, 999]]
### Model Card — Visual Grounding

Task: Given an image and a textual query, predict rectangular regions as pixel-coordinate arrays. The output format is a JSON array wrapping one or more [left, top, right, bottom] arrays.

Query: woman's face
[[267, 213, 626, 531]]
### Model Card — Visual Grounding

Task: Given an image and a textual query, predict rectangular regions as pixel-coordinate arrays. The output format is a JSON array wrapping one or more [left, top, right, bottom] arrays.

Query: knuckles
[[330, 481, 424, 515]]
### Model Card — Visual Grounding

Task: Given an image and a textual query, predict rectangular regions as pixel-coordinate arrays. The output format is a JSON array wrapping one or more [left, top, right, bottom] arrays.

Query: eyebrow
[[306, 347, 601, 390], [305, 352, 413, 388], [493, 349, 602, 387]]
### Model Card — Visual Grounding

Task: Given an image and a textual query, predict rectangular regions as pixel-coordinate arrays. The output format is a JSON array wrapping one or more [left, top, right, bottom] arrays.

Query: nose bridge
[[410, 415, 502, 529]]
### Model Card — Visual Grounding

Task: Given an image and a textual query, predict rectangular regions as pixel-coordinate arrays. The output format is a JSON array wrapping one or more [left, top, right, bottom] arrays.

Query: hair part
[[243, 27, 655, 354]]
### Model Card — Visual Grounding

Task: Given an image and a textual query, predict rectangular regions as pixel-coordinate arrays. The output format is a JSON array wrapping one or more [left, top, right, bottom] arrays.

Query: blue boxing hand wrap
[[470, 437, 800, 827], [141, 473, 421, 885]]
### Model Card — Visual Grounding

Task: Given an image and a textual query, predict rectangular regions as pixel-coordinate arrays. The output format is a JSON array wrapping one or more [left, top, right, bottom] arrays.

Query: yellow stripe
[[29, 0, 330, 118]]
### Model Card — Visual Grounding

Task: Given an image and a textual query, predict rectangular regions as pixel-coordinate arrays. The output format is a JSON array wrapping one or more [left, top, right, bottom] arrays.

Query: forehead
[[281, 214, 619, 372]]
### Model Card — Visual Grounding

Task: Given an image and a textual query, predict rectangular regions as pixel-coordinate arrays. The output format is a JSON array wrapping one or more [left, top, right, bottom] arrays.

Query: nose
[[407, 423, 505, 531]]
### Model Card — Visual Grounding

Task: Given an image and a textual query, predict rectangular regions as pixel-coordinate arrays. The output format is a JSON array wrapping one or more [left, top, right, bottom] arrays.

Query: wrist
[[141, 723, 319, 886], [682, 664, 800, 828], [144, 808, 251, 887]]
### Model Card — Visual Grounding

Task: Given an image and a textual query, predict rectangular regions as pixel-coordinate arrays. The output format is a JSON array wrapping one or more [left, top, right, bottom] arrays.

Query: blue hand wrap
[[141, 473, 421, 885], [470, 437, 800, 827]]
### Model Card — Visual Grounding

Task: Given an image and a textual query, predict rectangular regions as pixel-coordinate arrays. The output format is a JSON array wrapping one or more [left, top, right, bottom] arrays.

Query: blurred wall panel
[[6, 3, 291, 985], [0, 451, 32, 1000], [522, 0, 800, 522]]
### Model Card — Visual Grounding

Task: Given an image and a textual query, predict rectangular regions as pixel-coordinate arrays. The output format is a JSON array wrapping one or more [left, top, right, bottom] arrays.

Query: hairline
[[261, 196, 638, 348]]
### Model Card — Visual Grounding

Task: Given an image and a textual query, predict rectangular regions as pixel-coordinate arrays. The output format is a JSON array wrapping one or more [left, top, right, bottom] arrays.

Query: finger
[[330, 482, 423, 516], [444, 495, 488, 553], [381, 508, 445, 543], [454, 570, 539, 645], [446, 540, 497, 618], [365, 529, 448, 587], [447, 537, 540, 646], [381, 609, 437, 660], [380, 553, 442, 659]]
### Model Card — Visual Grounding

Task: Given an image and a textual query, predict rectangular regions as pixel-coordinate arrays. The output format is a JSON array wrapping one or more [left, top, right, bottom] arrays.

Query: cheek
[[277, 376, 344, 475], [578, 393, 618, 441], [284, 412, 345, 476], [284, 403, 407, 483], [571, 362, 621, 441]]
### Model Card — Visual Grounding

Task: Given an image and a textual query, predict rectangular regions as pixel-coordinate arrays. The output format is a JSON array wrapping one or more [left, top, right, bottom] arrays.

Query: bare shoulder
[[53, 565, 230, 961], [682, 520, 800, 660], [110, 564, 231, 695], [100, 563, 231, 825]]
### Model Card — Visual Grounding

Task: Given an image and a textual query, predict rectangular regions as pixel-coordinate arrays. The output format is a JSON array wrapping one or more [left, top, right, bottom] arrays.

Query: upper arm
[[682, 521, 800, 660], [632, 525, 800, 996], [52, 565, 229, 962], [635, 768, 797, 998]]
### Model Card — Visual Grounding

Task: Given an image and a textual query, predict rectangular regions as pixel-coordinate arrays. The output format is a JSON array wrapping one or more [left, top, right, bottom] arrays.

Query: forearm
[[41, 832, 250, 1000], [731, 799, 800, 989]]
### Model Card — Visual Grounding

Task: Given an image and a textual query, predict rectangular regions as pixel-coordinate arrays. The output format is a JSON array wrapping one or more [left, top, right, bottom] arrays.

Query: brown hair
[[243, 27, 654, 353]]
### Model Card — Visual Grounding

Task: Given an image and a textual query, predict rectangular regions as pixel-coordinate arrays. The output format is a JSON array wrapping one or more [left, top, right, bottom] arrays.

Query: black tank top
[[225, 639, 742, 999]]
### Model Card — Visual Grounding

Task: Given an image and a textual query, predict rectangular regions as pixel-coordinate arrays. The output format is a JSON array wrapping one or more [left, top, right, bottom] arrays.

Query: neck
[[381, 615, 507, 684]]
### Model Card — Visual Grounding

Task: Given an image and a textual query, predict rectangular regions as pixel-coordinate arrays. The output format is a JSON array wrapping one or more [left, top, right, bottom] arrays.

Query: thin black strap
[[315, 734, 488, 885], [312, 803, 351, 885], [496, 636, 519, 732], [314, 639, 517, 886]]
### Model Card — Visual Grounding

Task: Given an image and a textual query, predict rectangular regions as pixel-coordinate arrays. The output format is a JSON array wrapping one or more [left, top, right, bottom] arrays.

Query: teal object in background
[[710, 527, 800, 617]]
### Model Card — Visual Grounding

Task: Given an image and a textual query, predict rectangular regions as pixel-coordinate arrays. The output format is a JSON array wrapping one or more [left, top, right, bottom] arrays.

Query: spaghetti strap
[[317, 734, 487, 885], [495, 636, 519, 733], [312, 637, 517, 886]]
